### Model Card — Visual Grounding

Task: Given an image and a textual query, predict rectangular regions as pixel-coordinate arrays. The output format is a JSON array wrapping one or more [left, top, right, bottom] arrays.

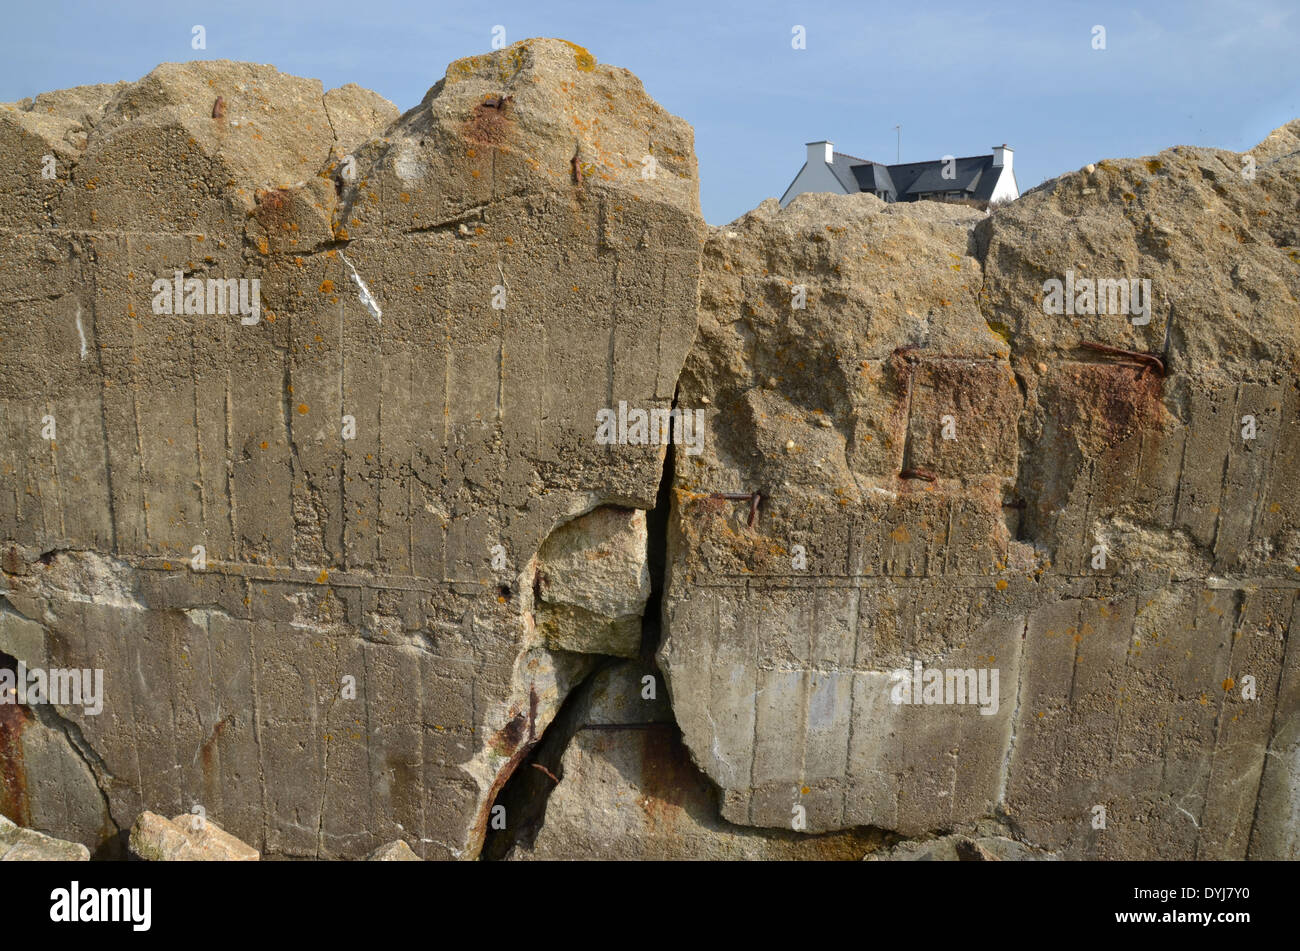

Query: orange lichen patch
[[890, 525, 911, 543], [995, 579, 1008, 591], [1222, 677, 1235, 691], [319, 280, 334, 293], [297, 403, 309, 415], [259, 441, 269, 450], [316, 570, 329, 584], [399, 192, 410, 203]]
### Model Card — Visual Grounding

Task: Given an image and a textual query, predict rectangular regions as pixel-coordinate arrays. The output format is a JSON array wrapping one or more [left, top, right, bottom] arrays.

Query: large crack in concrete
[[2, 39, 1298, 861], [478, 437, 970, 860]]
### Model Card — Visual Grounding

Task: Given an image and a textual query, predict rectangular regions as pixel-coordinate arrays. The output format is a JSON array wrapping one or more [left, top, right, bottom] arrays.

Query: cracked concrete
[[1, 40, 702, 859], [1, 40, 1298, 860], [659, 130, 1300, 858]]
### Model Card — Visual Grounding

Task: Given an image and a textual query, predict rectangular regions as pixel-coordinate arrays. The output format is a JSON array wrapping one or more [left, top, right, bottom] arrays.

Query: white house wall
[[780, 162, 850, 206], [989, 170, 1019, 203]]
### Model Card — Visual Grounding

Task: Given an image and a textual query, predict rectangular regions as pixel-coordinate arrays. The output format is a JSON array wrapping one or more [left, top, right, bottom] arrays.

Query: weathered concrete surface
[[660, 124, 1300, 859], [510, 662, 887, 859], [128, 810, 259, 860], [2, 39, 1297, 862], [0, 812, 90, 860], [0, 39, 703, 859]]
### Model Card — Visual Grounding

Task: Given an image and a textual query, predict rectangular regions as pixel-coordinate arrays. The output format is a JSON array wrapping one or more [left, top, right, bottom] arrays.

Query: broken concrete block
[[2, 35, 1297, 865], [865, 833, 1058, 861], [660, 122, 1300, 859], [534, 507, 651, 658], [510, 662, 884, 860], [0, 38, 702, 861], [0, 813, 90, 860], [323, 83, 399, 153], [128, 811, 259, 861], [366, 839, 421, 861]]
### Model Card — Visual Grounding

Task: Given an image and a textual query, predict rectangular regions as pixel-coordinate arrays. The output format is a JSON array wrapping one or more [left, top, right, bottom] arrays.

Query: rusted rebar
[[1079, 340, 1166, 377], [709, 491, 762, 527], [900, 468, 937, 482]]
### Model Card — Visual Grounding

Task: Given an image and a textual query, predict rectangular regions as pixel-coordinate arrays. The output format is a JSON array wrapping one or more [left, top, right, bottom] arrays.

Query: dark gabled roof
[[829, 151, 876, 193], [887, 155, 987, 196], [971, 163, 1014, 201], [849, 161, 895, 194]]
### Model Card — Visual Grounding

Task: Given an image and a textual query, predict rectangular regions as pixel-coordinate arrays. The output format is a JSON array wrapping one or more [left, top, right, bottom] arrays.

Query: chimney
[[992, 144, 1013, 170], [806, 141, 834, 165]]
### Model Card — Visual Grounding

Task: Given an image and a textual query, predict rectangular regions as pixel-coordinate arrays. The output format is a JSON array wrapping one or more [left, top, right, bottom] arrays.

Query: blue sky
[[3, 0, 1297, 224]]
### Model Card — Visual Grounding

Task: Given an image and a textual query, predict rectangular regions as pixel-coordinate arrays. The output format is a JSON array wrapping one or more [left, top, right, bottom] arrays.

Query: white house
[[781, 141, 1019, 207]]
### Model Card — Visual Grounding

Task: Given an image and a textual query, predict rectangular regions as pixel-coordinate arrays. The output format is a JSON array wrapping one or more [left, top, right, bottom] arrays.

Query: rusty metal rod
[[530, 763, 559, 783], [1079, 340, 1165, 376], [708, 491, 762, 527], [900, 468, 937, 482]]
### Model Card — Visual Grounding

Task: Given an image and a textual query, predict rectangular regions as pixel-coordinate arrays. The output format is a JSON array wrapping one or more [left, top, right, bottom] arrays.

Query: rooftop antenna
[[894, 125, 901, 163]]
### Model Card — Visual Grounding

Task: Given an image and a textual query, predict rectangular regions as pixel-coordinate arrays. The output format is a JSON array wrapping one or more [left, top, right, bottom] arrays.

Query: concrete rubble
[[1, 812, 90, 860], [0, 38, 1297, 860], [367, 839, 421, 860], [128, 810, 259, 860]]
